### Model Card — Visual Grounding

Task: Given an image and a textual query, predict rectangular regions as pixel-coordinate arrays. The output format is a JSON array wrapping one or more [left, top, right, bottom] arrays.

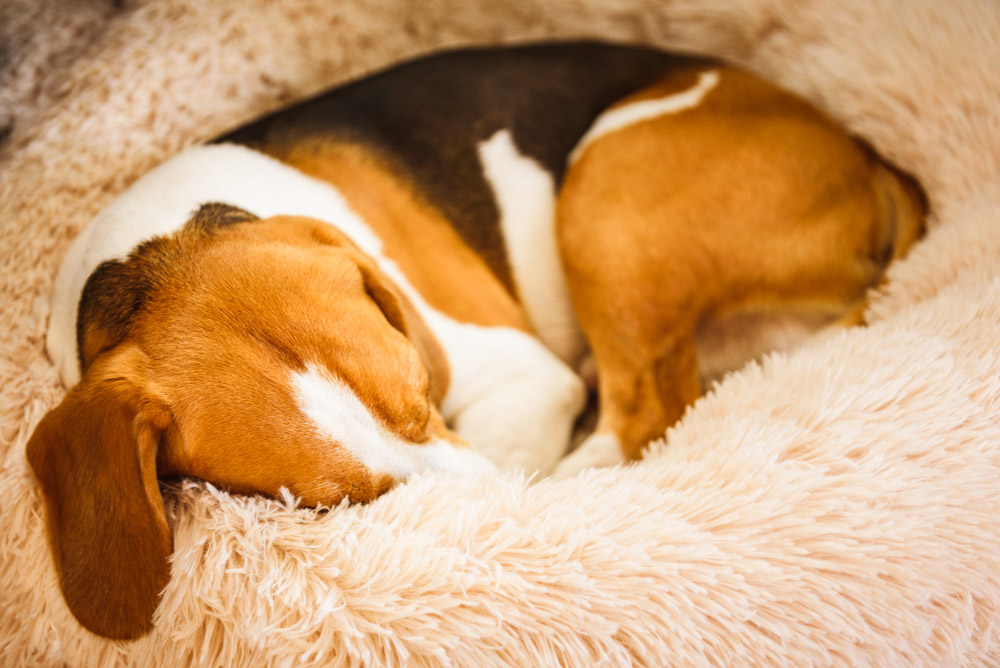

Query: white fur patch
[[569, 70, 720, 163], [436, 321, 586, 474], [477, 129, 584, 364], [52, 143, 584, 475], [49, 144, 388, 387], [551, 432, 626, 479], [292, 363, 496, 479]]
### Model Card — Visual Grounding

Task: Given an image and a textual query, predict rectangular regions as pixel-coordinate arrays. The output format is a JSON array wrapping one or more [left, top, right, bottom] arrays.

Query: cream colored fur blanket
[[2, 0, 1000, 665]]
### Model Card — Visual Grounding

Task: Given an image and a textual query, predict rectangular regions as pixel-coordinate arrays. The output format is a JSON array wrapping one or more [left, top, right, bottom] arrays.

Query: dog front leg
[[552, 330, 701, 479]]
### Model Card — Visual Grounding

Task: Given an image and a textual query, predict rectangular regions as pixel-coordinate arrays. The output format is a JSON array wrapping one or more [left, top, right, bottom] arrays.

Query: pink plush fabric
[[2, 0, 999, 665]]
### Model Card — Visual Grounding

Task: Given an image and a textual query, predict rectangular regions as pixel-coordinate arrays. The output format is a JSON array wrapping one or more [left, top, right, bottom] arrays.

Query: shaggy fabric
[[2, 0, 999, 665]]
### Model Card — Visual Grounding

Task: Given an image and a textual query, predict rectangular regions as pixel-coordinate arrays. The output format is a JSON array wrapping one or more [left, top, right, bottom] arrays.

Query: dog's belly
[[695, 304, 847, 386]]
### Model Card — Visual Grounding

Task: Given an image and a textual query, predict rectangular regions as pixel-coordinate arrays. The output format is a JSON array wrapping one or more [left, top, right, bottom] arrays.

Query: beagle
[[27, 41, 925, 639]]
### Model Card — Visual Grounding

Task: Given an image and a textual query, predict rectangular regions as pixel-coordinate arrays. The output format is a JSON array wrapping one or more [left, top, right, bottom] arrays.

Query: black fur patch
[[76, 203, 258, 370], [76, 241, 169, 371], [218, 41, 714, 293], [184, 202, 259, 233]]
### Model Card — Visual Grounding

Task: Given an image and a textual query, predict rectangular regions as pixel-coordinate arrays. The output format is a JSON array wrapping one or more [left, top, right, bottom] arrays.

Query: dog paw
[[550, 432, 625, 479]]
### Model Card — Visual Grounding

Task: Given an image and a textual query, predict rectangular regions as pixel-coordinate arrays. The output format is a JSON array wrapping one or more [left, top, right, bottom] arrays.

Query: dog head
[[26, 203, 493, 639]]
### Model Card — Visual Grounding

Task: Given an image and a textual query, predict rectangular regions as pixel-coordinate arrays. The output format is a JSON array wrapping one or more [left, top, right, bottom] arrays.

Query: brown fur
[[27, 211, 462, 639], [26, 61, 926, 642], [76, 203, 261, 370], [262, 140, 531, 331], [26, 345, 172, 640], [558, 67, 927, 458]]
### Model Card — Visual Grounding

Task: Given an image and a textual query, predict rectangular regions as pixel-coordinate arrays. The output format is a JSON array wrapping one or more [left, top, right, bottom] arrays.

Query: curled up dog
[[26, 41, 926, 639]]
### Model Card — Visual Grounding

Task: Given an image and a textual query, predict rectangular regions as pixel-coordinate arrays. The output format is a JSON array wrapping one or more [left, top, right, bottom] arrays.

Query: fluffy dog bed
[[2, 0, 1000, 665]]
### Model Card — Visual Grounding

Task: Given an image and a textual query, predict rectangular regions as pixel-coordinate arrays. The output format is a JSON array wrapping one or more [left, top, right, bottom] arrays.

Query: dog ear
[[26, 345, 172, 640], [282, 216, 451, 402], [354, 252, 410, 336]]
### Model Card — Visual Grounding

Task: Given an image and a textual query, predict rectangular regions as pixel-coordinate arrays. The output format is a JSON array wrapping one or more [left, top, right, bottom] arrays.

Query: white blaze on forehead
[[477, 129, 584, 365], [569, 70, 721, 164], [292, 363, 497, 480]]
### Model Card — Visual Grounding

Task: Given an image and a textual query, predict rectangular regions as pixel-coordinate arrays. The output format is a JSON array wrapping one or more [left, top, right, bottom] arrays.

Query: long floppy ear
[[26, 345, 172, 640]]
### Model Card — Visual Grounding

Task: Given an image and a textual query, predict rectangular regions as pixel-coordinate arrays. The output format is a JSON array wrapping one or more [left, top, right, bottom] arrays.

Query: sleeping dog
[[27, 41, 925, 639]]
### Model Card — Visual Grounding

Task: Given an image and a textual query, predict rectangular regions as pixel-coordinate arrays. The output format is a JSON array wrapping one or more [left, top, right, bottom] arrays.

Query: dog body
[[31, 42, 924, 638]]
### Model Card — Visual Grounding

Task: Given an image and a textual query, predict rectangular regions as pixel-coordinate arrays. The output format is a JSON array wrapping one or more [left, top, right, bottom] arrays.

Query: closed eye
[[248, 328, 305, 369]]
